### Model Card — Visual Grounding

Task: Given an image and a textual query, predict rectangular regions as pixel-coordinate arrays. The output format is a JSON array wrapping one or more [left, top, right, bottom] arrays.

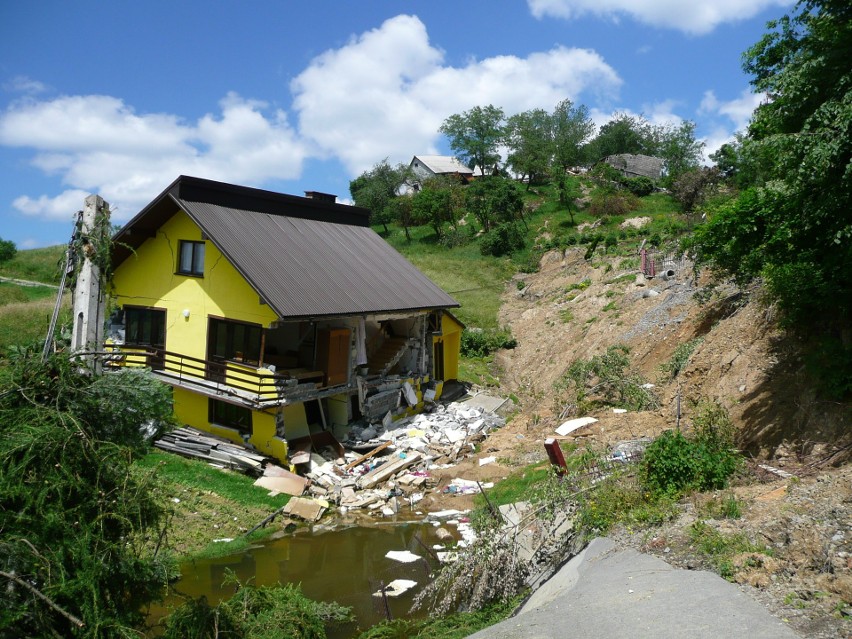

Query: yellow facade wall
[[114, 209, 286, 459], [436, 312, 463, 382], [172, 388, 287, 461], [112, 208, 278, 363]]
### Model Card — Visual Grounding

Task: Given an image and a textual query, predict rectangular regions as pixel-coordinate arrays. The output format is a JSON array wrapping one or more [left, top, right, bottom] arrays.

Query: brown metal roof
[[113, 176, 458, 319]]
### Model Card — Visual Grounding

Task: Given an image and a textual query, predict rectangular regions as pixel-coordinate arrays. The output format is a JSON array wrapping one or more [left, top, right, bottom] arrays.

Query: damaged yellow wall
[[436, 312, 463, 383], [113, 209, 286, 458]]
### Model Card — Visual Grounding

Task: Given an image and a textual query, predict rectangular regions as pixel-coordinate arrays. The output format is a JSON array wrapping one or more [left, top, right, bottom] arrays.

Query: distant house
[[602, 154, 664, 180], [108, 176, 462, 465], [409, 155, 475, 187]]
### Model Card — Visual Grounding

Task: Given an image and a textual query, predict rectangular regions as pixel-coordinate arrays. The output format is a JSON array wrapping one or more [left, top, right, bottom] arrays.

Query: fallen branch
[[244, 504, 289, 537], [0, 570, 85, 629]]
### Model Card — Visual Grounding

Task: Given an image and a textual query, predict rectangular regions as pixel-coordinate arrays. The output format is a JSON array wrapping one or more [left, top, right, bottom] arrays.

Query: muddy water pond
[[156, 520, 452, 638]]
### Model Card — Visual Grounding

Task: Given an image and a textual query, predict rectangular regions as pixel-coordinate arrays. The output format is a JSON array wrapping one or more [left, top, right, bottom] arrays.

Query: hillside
[[2, 186, 849, 637], [419, 240, 850, 639]]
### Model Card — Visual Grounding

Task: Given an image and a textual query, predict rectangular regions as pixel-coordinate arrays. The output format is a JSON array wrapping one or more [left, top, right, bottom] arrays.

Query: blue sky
[[0, 0, 792, 249]]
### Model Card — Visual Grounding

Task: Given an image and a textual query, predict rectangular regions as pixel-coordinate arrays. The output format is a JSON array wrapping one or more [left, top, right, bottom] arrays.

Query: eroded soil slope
[[422, 243, 851, 638]]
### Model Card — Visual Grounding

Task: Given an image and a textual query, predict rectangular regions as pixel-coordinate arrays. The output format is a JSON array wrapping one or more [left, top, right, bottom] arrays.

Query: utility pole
[[71, 194, 110, 371]]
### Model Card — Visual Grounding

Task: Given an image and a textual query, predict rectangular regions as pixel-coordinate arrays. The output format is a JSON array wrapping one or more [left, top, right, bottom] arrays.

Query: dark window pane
[[178, 241, 204, 276], [193, 243, 205, 274]]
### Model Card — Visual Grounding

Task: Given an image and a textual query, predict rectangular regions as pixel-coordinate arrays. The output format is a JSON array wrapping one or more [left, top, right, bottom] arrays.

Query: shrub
[[659, 337, 704, 380], [643, 401, 740, 496], [623, 176, 655, 196], [480, 222, 525, 257], [0, 238, 16, 263], [440, 225, 474, 248], [460, 328, 516, 357], [558, 344, 658, 414], [163, 578, 352, 639], [588, 191, 640, 218]]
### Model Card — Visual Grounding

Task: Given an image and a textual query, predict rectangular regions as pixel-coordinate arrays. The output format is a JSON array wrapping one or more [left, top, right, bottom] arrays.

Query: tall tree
[[585, 113, 650, 162], [349, 159, 412, 234], [696, 0, 852, 395], [410, 177, 463, 239], [552, 99, 595, 171], [465, 177, 525, 232], [655, 120, 704, 182], [504, 108, 553, 186], [439, 105, 505, 175]]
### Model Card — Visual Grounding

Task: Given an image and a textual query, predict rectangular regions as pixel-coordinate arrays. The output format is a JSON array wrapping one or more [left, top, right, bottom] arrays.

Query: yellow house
[[109, 176, 460, 464]]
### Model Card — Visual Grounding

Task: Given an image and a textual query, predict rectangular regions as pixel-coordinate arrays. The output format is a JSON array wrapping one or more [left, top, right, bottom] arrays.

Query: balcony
[[97, 345, 332, 408]]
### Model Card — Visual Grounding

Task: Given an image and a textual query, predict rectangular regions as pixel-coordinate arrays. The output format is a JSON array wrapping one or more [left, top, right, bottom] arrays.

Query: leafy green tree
[[552, 99, 595, 171], [465, 177, 525, 232], [410, 177, 463, 239], [696, 0, 852, 395], [349, 159, 412, 234], [671, 167, 721, 215], [0, 352, 174, 637], [655, 120, 704, 182], [504, 108, 553, 186], [439, 105, 505, 175], [0, 237, 15, 263], [584, 113, 650, 162]]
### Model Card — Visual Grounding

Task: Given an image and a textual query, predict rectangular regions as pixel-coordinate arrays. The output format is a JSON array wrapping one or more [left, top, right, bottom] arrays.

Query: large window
[[209, 398, 252, 434], [124, 307, 165, 347], [208, 317, 263, 366], [178, 240, 205, 276]]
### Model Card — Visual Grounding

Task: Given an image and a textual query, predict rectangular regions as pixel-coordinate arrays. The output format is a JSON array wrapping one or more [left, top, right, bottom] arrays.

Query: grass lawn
[[135, 451, 291, 558], [0, 245, 66, 284]]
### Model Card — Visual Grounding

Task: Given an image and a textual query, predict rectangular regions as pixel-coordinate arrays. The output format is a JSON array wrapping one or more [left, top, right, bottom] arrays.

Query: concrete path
[[468, 537, 800, 639], [0, 276, 58, 289]]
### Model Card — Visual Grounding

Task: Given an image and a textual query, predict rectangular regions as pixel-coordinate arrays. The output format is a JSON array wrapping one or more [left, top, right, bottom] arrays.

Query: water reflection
[[157, 521, 448, 638]]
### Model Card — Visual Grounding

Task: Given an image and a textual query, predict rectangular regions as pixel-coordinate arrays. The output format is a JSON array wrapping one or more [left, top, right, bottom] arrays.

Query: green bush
[[559, 344, 658, 413], [643, 402, 740, 497], [0, 238, 16, 263], [460, 328, 517, 357], [440, 225, 474, 248], [480, 222, 525, 257], [622, 176, 655, 196], [163, 579, 351, 639], [659, 337, 704, 380]]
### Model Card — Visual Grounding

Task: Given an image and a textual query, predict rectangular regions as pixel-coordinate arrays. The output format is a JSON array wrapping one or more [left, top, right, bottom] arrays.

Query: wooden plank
[[358, 452, 421, 489], [344, 440, 393, 471], [254, 474, 308, 497]]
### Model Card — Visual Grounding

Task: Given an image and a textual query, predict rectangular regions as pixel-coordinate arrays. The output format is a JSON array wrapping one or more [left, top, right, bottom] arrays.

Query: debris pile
[[154, 426, 266, 475], [302, 402, 504, 515]]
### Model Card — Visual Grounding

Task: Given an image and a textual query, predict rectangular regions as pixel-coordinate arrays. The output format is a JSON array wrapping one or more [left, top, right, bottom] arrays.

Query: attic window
[[178, 240, 205, 276]]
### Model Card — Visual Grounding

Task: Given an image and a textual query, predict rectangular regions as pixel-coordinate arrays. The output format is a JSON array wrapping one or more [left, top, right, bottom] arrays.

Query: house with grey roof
[[108, 176, 462, 464], [409, 155, 475, 187]]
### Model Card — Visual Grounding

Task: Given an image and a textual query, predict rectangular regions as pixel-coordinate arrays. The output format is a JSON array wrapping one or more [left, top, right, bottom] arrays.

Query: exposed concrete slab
[[467, 537, 801, 639], [460, 393, 508, 414]]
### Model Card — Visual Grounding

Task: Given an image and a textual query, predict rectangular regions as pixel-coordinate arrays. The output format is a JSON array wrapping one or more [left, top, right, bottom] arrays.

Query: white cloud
[[1, 15, 623, 221], [13, 189, 90, 220], [697, 88, 763, 157], [1, 93, 307, 221], [3, 75, 49, 95], [18, 238, 42, 249], [699, 89, 763, 130], [528, 0, 793, 35], [291, 14, 621, 174]]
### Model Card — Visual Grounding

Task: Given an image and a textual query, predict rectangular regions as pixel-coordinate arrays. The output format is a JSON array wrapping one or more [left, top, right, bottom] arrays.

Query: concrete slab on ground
[[460, 393, 509, 414], [467, 537, 801, 639]]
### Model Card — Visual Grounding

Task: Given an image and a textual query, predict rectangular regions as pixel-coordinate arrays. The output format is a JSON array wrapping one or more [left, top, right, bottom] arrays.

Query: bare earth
[[422, 245, 851, 639]]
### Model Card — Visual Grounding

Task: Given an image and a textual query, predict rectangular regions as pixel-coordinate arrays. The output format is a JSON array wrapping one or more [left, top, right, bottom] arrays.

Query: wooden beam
[[343, 440, 392, 471]]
